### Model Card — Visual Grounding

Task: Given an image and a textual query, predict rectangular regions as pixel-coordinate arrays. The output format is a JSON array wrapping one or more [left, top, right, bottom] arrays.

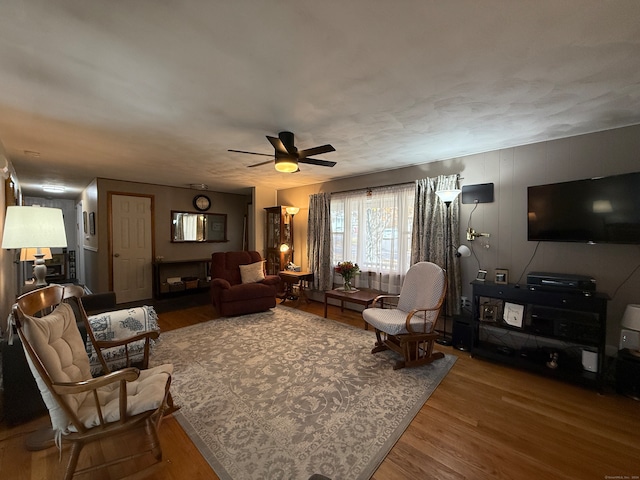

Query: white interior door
[[111, 194, 153, 303]]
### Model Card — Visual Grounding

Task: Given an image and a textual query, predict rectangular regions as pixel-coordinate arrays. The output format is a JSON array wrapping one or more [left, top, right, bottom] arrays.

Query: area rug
[[151, 305, 456, 480]]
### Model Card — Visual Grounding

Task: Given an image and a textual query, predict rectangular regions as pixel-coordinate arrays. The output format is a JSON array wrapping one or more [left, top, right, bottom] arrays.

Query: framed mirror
[[171, 211, 228, 243]]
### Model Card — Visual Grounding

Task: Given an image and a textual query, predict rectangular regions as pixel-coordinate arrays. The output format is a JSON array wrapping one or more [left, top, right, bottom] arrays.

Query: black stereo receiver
[[530, 306, 600, 344], [527, 272, 596, 293]]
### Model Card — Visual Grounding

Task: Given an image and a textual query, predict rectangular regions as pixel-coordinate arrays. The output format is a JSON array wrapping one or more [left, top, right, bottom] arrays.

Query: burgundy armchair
[[210, 251, 281, 316]]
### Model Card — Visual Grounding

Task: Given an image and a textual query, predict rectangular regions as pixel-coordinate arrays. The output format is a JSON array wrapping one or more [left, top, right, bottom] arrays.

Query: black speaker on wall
[[461, 183, 494, 204], [452, 315, 474, 351]]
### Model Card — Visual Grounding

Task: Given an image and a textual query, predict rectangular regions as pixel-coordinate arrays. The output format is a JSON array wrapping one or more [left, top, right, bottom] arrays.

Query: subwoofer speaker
[[452, 316, 474, 351]]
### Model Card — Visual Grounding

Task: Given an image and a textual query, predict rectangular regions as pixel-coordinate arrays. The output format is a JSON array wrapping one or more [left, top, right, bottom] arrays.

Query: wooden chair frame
[[13, 285, 175, 480]]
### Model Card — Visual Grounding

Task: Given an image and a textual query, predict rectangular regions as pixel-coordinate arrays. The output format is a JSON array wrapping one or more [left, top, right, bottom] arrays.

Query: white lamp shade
[[621, 304, 640, 331], [436, 189, 462, 203], [286, 206, 300, 216], [20, 247, 53, 261], [457, 245, 471, 258], [2, 206, 68, 249]]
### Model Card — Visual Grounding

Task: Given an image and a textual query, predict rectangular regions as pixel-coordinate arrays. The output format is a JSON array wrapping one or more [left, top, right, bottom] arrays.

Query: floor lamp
[[2, 206, 68, 287], [435, 188, 461, 346]]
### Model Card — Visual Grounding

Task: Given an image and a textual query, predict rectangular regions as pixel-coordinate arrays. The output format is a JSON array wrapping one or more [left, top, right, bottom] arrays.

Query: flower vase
[[342, 278, 353, 291]]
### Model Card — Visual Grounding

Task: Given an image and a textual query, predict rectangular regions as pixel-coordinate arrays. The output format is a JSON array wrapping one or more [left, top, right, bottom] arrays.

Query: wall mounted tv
[[527, 172, 640, 245]]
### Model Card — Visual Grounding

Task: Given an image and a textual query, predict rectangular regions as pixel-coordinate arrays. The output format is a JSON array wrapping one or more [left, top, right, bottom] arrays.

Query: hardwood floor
[[1, 299, 639, 479]]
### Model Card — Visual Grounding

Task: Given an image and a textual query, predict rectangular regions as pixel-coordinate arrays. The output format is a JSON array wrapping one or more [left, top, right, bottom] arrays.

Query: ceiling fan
[[228, 131, 336, 173]]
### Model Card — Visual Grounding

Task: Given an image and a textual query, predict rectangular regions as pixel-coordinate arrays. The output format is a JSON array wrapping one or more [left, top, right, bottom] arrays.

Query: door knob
[[114, 253, 120, 257]]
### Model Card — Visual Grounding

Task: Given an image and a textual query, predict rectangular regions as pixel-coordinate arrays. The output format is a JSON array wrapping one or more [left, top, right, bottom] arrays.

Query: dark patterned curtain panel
[[307, 192, 333, 291], [411, 174, 461, 316]]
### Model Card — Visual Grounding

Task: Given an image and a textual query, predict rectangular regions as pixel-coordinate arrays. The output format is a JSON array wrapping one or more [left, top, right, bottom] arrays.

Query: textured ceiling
[[1, 1, 639, 197]]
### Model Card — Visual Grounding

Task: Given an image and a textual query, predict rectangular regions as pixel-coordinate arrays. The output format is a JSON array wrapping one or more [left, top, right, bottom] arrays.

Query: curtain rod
[[330, 174, 462, 196]]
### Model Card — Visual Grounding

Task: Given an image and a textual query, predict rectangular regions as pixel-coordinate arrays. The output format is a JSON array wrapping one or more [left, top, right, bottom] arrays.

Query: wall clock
[[193, 194, 211, 211]]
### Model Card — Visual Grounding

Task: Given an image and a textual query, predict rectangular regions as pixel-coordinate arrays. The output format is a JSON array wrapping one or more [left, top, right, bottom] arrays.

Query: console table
[[153, 258, 212, 298], [471, 281, 608, 390]]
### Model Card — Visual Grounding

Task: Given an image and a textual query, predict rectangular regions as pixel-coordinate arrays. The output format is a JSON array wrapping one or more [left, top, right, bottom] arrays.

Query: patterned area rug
[[151, 305, 456, 480]]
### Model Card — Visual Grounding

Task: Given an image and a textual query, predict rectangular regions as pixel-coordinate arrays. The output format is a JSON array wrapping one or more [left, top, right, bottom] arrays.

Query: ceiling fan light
[[274, 157, 298, 173]]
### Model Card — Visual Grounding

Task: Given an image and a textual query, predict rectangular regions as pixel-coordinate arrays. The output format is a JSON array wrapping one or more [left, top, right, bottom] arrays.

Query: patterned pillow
[[239, 261, 266, 284]]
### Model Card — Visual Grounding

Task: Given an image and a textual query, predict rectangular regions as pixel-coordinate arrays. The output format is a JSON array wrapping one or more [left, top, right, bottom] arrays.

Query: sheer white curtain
[[331, 184, 414, 294]]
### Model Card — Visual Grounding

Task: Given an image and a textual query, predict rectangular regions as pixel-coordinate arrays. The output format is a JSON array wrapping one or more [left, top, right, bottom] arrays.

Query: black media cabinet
[[471, 281, 608, 390]]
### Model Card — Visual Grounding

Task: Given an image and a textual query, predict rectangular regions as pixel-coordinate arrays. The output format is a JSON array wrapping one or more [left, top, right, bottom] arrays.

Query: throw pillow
[[239, 261, 266, 284]]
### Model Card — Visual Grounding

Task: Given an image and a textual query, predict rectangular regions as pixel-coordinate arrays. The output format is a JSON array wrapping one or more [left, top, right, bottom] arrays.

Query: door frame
[[107, 191, 156, 293], [75, 200, 86, 286]]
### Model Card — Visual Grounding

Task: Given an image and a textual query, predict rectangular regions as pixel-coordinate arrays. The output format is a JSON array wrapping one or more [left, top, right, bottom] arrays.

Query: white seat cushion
[[363, 308, 433, 336], [74, 363, 173, 430]]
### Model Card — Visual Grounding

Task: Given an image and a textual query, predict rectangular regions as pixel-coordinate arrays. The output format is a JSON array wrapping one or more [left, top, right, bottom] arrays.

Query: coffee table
[[324, 288, 384, 329]]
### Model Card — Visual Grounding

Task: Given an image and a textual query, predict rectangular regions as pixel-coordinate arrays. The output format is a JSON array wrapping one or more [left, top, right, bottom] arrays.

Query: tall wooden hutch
[[264, 206, 297, 275]]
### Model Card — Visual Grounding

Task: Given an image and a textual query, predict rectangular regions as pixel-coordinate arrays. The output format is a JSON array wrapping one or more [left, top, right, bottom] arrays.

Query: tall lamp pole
[[435, 188, 461, 346]]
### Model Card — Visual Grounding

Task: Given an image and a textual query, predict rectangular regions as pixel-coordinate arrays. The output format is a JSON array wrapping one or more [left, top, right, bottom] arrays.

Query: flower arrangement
[[335, 261, 360, 291]]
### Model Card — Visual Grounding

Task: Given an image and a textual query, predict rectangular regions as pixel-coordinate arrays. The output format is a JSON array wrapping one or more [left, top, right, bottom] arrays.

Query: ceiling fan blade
[[266, 136, 290, 156], [299, 158, 337, 167], [247, 159, 276, 168], [297, 144, 335, 159], [228, 149, 274, 157]]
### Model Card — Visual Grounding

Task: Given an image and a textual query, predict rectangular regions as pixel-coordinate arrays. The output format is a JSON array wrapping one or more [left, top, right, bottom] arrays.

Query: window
[[331, 184, 414, 292]]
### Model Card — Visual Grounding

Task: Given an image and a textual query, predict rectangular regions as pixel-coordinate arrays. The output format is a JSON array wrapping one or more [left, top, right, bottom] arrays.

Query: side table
[[278, 271, 314, 303]]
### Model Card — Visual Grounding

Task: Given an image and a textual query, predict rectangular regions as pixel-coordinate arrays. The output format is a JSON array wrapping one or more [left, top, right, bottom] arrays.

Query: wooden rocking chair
[[12, 285, 174, 479], [362, 261, 447, 369]]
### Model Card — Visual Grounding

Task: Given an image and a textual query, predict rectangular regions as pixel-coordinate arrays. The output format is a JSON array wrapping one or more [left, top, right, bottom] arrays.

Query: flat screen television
[[527, 172, 640, 245]]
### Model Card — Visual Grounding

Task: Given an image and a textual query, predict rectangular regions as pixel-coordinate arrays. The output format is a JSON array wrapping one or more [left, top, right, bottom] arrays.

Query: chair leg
[[162, 391, 180, 417], [371, 329, 388, 354], [64, 441, 83, 480], [145, 418, 163, 461]]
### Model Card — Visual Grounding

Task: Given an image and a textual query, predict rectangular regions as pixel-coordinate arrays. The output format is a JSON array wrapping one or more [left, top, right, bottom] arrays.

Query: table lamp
[[2, 206, 68, 286], [620, 304, 640, 357], [20, 247, 53, 283]]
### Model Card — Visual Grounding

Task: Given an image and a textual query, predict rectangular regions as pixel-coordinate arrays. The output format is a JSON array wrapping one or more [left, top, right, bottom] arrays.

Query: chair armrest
[[52, 367, 140, 395], [262, 275, 281, 287], [370, 294, 399, 307], [211, 278, 231, 289], [405, 307, 441, 333]]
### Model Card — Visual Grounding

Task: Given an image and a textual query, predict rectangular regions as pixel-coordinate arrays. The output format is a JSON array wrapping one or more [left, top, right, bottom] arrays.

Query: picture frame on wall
[[495, 268, 509, 285], [89, 212, 95, 235], [83, 211, 88, 234]]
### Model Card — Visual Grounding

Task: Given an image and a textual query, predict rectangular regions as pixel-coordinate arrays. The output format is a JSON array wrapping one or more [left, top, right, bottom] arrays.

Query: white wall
[[278, 124, 640, 349]]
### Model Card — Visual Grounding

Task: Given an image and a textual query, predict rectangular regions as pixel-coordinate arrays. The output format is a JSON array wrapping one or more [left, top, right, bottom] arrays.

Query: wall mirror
[[171, 211, 228, 243]]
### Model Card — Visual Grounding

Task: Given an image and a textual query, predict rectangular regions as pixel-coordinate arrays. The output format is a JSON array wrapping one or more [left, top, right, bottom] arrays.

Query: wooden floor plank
[[2, 299, 639, 479]]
